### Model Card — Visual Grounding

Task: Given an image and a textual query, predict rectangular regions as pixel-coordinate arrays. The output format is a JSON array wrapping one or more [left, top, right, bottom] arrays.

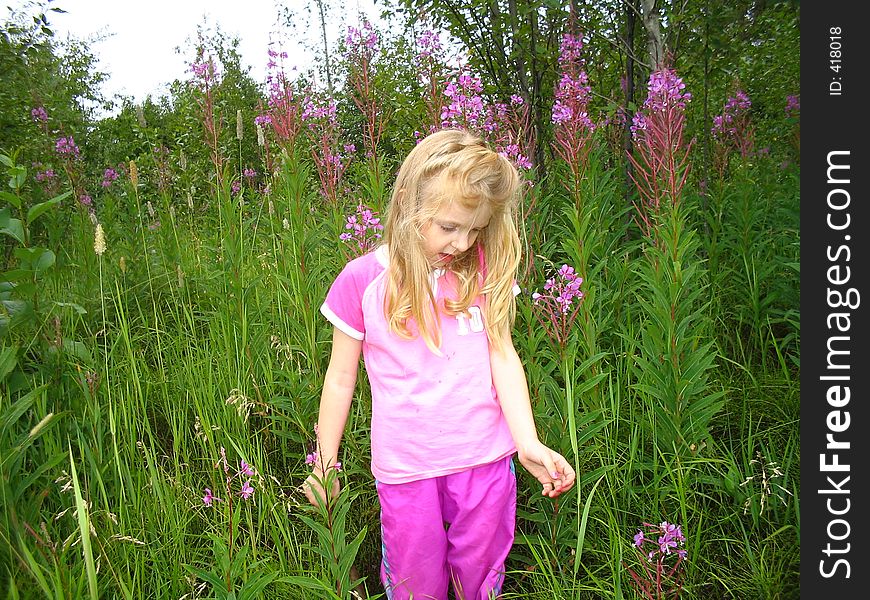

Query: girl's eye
[[440, 224, 457, 232]]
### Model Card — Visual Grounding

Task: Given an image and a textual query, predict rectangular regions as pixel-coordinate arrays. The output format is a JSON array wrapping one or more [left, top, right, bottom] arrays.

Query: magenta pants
[[376, 455, 517, 600]]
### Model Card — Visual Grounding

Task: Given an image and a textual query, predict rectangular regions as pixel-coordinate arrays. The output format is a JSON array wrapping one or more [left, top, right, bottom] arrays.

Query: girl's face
[[420, 199, 492, 268]]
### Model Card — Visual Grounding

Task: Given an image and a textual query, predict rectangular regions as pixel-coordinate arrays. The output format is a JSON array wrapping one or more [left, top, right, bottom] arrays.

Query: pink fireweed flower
[[31, 106, 48, 122], [531, 263, 585, 349], [634, 530, 645, 547], [239, 480, 254, 499], [190, 59, 219, 87], [417, 28, 443, 58], [339, 201, 384, 257], [552, 32, 596, 181], [55, 136, 80, 158], [627, 67, 694, 238], [101, 167, 119, 188], [636, 521, 687, 561], [785, 94, 800, 117], [305, 452, 318, 466], [35, 168, 56, 183], [624, 520, 688, 600], [711, 89, 754, 158], [440, 69, 486, 129], [202, 488, 221, 506], [643, 69, 692, 112], [239, 460, 255, 477], [345, 20, 379, 51], [301, 93, 349, 203]]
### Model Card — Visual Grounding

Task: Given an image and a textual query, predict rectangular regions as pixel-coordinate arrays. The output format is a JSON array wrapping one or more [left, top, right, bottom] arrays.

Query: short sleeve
[[320, 253, 382, 340]]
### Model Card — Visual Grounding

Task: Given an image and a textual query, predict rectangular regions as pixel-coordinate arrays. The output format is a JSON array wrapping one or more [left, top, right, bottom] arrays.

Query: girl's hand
[[516, 441, 576, 498], [302, 469, 341, 507]]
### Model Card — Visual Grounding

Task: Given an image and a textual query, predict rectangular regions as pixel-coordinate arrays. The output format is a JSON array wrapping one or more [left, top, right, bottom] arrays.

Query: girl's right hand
[[303, 470, 341, 506]]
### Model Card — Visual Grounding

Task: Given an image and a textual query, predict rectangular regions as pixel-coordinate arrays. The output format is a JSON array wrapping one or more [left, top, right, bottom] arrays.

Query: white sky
[[5, 0, 382, 105]]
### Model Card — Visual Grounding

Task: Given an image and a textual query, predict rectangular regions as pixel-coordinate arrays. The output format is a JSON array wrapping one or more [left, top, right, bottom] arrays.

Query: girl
[[304, 128, 575, 599]]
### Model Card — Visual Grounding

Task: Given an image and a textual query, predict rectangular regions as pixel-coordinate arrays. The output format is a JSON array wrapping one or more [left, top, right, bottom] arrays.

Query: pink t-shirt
[[320, 246, 517, 484]]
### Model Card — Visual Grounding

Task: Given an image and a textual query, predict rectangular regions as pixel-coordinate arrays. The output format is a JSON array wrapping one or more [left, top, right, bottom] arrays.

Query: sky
[[5, 0, 381, 105]]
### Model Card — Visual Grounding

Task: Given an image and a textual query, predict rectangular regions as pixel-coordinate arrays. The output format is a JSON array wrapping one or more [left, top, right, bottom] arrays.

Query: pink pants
[[376, 456, 517, 600]]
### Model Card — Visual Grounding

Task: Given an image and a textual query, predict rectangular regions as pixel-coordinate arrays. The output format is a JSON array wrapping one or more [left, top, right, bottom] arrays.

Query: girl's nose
[[452, 232, 472, 252]]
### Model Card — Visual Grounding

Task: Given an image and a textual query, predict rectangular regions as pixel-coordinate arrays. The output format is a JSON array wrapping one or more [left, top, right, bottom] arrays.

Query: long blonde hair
[[383, 128, 522, 353]]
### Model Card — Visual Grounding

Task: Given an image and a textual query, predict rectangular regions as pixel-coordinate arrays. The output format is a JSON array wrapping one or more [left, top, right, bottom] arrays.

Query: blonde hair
[[383, 128, 522, 353]]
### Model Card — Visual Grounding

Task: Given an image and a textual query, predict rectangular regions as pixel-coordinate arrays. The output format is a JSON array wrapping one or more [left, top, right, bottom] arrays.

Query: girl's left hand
[[516, 441, 576, 498]]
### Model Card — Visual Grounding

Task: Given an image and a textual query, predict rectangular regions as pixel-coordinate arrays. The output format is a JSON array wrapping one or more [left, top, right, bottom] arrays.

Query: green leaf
[[1, 299, 34, 324], [12, 412, 61, 459], [0, 345, 17, 380], [1, 269, 33, 283], [26, 192, 69, 225], [14, 247, 55, 272], [0, 383, 47, 433], [237, 572, 281, 600], [0, 190, 21, 209], [68, 443, 99, 600], [183, 564, 227, 593], [54, 302, 88, 315], [13, 450, 66, 502], [9, 165, 27, 190], [61, 340, 93, 363], [0, 212, 25, 245], [34, 248, 56, 273]]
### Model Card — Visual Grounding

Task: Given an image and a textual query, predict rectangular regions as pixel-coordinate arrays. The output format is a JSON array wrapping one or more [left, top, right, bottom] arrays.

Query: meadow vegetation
[[1, 1, 800, 597]]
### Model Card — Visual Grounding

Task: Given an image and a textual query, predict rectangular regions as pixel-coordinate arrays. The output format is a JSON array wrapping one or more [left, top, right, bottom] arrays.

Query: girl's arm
[[303, 326, 362, 505], [490, 334, 576, 498]]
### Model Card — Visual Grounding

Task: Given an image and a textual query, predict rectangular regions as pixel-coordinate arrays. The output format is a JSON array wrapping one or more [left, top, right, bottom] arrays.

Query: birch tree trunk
[[641, 0, 665, 69]]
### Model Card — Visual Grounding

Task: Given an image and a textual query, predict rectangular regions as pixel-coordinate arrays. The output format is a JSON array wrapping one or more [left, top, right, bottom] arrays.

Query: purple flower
[[35, 169, 56, 183], [339, 201, 384, 256], [31, 106, 48, 122], [239, 460, 255, 477], [79, 194, 92, 207], [416, 29, 443, 59], [101, 167, 119, 188], [710, 89, 754, 158], [530, 262, 586, 348], [202, 488, 220, 506], [634, 530, 645, 547], [305, 452, 318, 466], [551, 32, 596, 170], [55, 136, 80, 158], [239, 480, 254, 499], [658, 534, 678, 554], [190, 59, 219, 86], [631, 520, 687, 560], [785, 94, 800, 117]]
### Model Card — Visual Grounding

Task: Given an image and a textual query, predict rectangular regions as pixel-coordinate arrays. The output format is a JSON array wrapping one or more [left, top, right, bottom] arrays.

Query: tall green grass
[[1, 130, 799, 598]]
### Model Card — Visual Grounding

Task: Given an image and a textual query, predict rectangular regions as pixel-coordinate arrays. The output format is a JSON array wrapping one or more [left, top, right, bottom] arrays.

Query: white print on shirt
[[456, 306, 484, 335]]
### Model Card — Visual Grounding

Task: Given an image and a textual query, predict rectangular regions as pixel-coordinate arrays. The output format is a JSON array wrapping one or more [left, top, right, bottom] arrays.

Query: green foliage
[[630, 202, 724, 457]]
